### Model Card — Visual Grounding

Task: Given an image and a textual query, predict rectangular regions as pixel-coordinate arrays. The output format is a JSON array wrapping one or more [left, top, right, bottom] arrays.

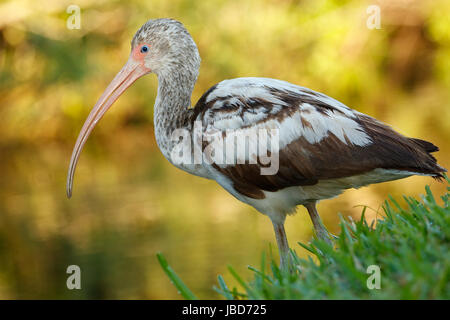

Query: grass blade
[[217, 275, 234, 300], [156, 252, 197, 300]]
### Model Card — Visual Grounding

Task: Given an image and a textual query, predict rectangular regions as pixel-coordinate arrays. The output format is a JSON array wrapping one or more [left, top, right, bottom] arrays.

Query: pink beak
[[66, 57, 150, 198]]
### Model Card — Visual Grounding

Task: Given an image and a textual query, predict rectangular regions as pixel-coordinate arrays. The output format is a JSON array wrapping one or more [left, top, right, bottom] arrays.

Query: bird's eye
[[140, 45, 149, 54]]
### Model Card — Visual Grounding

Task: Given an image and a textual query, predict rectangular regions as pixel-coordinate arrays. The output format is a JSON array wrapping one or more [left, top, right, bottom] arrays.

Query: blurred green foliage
[[0, 0, 448, 299]]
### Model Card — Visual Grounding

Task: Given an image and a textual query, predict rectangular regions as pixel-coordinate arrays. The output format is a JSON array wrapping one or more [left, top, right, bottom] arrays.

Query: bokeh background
[[0, 0, 448, 299]]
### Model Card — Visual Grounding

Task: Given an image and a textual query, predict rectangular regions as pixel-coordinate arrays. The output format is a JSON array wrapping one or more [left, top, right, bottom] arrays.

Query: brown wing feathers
[[194, 84, 446, 199], [356, 115, 445, 177], [409, 138, 439, 153]]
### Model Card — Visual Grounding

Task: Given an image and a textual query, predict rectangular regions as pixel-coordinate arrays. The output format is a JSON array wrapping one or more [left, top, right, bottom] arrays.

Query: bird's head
[[131, 18, 200, 76], [66, 18, 200, 198]]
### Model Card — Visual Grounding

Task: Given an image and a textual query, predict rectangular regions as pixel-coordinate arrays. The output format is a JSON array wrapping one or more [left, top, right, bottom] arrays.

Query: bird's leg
[[305, 202, 334, 245], [271, 220, 292, 271]]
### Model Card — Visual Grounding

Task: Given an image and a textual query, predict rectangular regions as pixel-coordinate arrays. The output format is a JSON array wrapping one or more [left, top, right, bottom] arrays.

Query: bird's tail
[[409, 138, 447, 180], [410, 138, 440, 153]]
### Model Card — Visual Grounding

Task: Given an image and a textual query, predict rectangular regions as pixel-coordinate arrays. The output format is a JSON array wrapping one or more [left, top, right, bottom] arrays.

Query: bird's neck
[[153, 69, 196, 162]]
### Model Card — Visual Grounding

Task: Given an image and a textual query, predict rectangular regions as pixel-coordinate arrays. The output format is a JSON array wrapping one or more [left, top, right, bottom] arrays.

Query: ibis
[[67, 18, 446, 268]]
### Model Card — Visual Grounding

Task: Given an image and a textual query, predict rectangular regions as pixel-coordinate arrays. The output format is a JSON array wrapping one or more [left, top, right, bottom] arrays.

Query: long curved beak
[[66, 58, 150, 198]]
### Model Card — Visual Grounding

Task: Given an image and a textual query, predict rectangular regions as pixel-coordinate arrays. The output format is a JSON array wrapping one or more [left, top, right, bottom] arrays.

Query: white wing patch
[[207, 77, 356, 117], [206, 78, 290, 106], [286, 104, 372, 146], [197, 77, 373, 161]]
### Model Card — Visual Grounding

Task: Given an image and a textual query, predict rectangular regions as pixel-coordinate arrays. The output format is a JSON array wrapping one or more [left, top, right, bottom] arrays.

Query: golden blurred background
[[0, 0, 448, 299]]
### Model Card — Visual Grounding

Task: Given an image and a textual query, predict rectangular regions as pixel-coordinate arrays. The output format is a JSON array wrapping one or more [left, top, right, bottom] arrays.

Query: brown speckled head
[[130, 18, 200, 76]]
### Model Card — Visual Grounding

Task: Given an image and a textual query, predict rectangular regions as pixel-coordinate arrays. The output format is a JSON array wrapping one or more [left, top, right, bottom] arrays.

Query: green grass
[[158, 180, 450, 299]]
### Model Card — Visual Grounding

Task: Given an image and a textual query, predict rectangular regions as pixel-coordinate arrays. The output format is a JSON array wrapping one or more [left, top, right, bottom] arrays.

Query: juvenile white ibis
[[67, 18, 446, 268]]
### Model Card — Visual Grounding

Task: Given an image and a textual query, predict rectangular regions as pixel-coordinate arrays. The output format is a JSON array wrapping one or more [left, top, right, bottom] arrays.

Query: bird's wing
[[191, 77, 444, 199]]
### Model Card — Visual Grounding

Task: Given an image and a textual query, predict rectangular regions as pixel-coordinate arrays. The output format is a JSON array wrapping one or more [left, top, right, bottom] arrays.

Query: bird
[[66, 18, 446, 269]]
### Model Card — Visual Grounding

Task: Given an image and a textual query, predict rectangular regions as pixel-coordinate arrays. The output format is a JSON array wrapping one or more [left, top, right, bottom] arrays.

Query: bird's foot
[[315, 229, 336, 245], [279, 251, 298, 274]]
